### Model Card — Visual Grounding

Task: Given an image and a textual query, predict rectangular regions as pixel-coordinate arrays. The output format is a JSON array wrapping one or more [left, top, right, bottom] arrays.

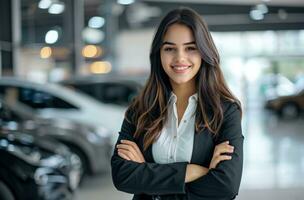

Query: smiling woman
[[111, 7, 244, 200], [160, 24, 202, 86]]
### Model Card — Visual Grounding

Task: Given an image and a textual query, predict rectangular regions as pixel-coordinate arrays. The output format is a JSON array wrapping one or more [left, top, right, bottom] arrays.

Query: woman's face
[[160, 23, 202, 87]]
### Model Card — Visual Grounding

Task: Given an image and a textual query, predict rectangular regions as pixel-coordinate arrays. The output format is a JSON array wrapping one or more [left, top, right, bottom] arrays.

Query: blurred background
[[0, 0, 303, 200]]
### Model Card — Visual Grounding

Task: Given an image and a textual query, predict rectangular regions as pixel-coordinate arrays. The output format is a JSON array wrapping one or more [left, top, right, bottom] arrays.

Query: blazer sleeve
[[111, 108, 188, 195], [187, 102, 244, 199]]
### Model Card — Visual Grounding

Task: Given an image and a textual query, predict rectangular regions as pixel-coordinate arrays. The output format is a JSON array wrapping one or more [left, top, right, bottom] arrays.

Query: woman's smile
[[171, 64, 192, 74]]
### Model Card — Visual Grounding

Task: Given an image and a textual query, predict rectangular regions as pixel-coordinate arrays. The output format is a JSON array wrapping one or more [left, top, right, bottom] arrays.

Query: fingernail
[[121, 140, 124, 143], [226, 141, 229, 144]]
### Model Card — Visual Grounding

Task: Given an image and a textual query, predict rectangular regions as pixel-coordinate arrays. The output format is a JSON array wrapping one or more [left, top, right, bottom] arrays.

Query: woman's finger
[[216, 155, 232, 162], [120, 140, 145, 162], [118, 149, 136, 161], [210, 155, 232, 169], [121, 140, 143, 156], [117, 144, 136, 151], [214, 155, 232, 165], [117, 144, 139, 158], [118, 151, 131, 161], [117, 143, 141, 161], [214, 143, 234, 156]]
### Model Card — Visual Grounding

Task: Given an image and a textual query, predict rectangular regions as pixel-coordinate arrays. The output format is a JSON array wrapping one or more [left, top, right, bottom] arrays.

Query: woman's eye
[[163, 47, 175, 52], [186, 46, 197, 51]]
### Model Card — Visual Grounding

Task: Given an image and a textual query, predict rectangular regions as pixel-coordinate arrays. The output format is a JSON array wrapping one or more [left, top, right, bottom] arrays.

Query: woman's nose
[[175, 49, 187, 62]]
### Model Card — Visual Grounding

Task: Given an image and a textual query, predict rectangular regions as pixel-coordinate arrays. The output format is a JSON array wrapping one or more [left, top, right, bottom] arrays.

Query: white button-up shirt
[[152, 92, 197, 164]]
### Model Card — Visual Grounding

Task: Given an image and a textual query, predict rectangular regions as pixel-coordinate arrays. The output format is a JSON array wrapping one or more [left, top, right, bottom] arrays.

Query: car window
[[62, 81, 138, 106], [103, 83, 137, 105], [0, 85, 78, 109]]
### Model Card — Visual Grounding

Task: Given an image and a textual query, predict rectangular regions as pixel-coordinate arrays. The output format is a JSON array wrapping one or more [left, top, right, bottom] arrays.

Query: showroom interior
[[0, 0, 304, 199]]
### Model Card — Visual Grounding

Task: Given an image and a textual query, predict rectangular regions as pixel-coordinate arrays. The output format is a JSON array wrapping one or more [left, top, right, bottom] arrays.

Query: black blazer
[[111, 101, 244, 200]]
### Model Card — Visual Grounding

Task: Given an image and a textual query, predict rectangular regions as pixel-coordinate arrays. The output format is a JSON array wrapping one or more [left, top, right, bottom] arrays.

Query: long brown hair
[[127, 7, 241, 151]]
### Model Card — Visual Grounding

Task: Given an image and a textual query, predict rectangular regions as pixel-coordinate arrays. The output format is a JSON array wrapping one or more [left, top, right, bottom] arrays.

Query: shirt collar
[[168, 92, 198, 104]]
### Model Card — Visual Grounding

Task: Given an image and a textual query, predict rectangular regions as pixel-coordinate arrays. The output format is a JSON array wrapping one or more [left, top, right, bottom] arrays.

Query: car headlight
[[0, 137, 64, 168], [34, 167, 67, 186], [40, 154, 65, 168]]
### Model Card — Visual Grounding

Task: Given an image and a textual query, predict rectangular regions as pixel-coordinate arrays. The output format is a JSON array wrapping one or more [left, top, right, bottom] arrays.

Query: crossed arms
[[111, 103, 244, 199]]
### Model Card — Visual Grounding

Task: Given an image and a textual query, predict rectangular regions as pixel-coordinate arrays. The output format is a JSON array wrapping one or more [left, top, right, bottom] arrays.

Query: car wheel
[[66, 145, 88, 183], [0, 181, 15, 200], [280, 103, 299, 119]]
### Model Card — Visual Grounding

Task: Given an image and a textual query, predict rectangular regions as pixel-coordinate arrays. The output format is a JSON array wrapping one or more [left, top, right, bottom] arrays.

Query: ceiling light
[[88, 16, 105, 28], [40, 46, 52, 59], [256, 4, 268, 14], [82, 27, 105, 44], [45, 30, 59, 44], [82, 45, 102, 58], [90, 61, 112, 74], [117, 0, 135, 5], [278, 9, 288, 20], [250, 4, 268, 21], [38, 0, 52, 9], [48, 2, 65, 14], [250, 10, 264, 20]]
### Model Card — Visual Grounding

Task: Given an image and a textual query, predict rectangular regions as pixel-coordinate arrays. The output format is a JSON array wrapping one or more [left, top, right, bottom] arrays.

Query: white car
[[0, 77, 126, 136]]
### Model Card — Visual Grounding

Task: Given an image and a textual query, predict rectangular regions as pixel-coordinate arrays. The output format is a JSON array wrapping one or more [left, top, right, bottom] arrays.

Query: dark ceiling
[[119, 1, 304, 31], [17, 0, 304, 45]]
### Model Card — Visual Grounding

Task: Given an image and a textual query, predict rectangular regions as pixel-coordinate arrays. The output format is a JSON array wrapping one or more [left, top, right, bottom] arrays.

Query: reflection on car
[[0, 77, 125, 137], [0, 130, 81, 200], [0, 96, 113, 180]]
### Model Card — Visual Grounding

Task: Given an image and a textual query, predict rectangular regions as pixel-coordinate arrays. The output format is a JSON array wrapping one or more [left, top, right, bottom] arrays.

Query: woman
[[111, 7, 244, 200]]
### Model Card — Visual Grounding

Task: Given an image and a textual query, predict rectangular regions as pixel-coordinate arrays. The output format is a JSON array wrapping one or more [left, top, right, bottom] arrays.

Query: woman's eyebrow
[[162, 41, 196, 45]]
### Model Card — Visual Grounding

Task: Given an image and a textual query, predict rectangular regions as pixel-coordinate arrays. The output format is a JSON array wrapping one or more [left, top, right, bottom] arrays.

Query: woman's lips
[[171, 65, 191, 73]]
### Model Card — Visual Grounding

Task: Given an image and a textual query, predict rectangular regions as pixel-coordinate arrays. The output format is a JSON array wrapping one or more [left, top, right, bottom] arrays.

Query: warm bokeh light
[[40, 46, 52, 59], [82, 45, 102, 58], [90, 61, 112, 74]]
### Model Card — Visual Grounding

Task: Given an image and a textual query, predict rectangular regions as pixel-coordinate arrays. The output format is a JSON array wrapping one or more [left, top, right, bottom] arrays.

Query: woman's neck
[[171, 80, 196, 103], [171, 80, 196, 125]]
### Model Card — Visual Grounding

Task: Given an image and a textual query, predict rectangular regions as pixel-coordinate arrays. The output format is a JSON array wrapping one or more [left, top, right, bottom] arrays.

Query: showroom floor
[[75, 174, 304, 200], [74, 85, 304, 200]]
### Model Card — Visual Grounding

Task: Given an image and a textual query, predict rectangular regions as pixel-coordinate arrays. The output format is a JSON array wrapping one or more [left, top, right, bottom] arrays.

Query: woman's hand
[[116, 140, 145, 163], [185, 141, 234, 183], [185, 164, 209, 183], [209, 141, 234, 169]]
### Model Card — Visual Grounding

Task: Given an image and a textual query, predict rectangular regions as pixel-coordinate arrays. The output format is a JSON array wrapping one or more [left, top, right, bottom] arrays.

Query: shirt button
[[170, 156, 173, 159], [173, 135, 177, 139], [184, 120, 187, 123]]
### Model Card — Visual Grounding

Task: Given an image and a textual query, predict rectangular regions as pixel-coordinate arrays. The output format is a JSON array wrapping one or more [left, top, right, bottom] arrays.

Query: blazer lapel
[[190, 129, 215, 166], [137, 135, 155, 163]]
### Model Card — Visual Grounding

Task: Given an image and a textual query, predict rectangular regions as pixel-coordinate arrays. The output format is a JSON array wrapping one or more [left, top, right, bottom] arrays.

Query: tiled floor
[[74, 83, 304, 199]]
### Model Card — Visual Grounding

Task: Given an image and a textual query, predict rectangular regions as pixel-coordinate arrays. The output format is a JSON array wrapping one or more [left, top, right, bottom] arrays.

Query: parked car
[[0, 96, 113, 179], [0, 77, 125, 135], [259, 74, 296, 100], [265, 87, 304, 119], [59, 74, 145, 106], [0, 130, 81, 200]]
